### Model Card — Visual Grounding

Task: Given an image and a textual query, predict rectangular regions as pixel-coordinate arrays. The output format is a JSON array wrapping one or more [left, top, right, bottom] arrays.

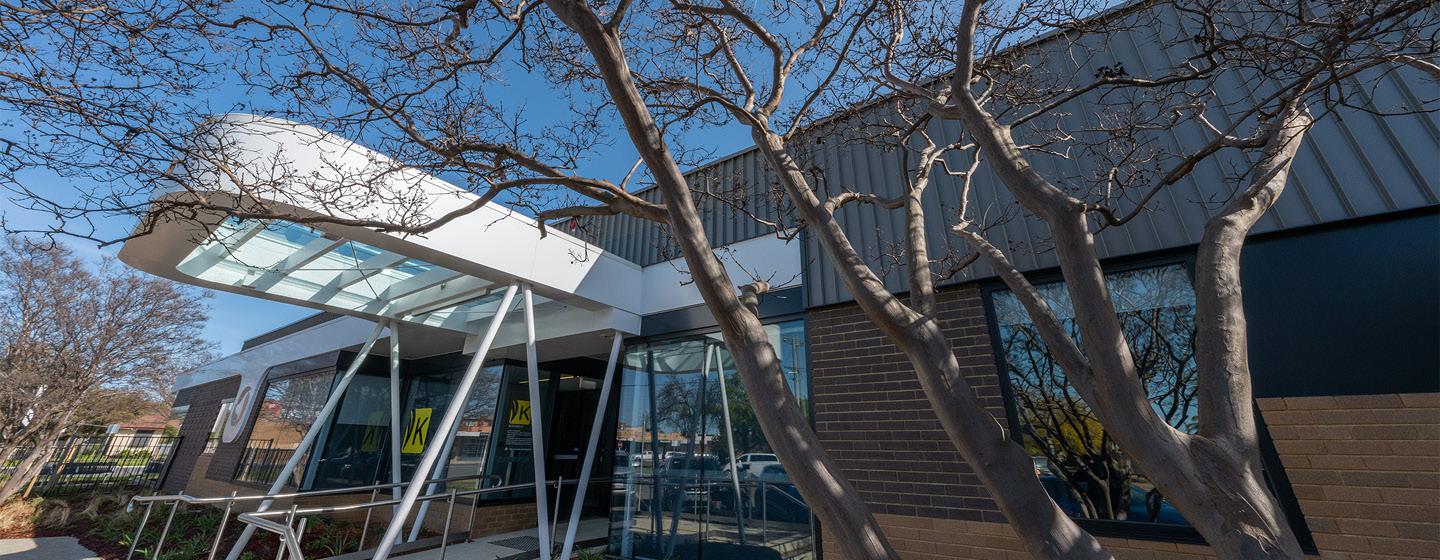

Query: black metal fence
[[0, 433, 183, 496], [233, 439, 294, 483]]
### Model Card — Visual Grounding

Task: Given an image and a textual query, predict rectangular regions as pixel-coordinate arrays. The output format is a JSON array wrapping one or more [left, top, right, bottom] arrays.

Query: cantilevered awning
[[118, 114, 641, 339], [175, 217, 544, 332]]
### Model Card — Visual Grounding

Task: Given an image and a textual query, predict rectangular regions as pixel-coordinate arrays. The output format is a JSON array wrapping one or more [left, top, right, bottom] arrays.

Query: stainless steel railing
[[124, 474, 622, 560], [236, 478, 576, 560], [124, 472, 503, 560]]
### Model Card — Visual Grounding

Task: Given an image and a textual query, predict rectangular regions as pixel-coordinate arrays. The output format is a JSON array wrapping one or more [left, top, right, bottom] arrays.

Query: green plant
[[302, 518, 363, 557], [576, 549, 607, 560]]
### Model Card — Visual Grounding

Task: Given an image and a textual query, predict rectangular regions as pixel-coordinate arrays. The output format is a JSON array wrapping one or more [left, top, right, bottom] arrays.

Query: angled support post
[[557, 330, 624, 560], [711, 343, 748, 545], [372, 283, 520, 560], [522, 283, 553, 560], [223, 321, 387, 560], [406, 409, 462, 542], [389, 321, 403, 510]]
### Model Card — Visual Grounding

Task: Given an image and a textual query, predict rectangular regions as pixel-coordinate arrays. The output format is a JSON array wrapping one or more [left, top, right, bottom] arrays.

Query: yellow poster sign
[[508, 400, 532, 426], [402, 408, 432, 454]]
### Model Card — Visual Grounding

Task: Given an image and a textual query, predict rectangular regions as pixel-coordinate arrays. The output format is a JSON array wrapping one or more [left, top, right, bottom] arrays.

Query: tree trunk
[[544, 3, 901, 557], [752, 132, 1111, 560], [0, 437, 56, 502], [945, 66, 1312, 558], [1180, 105, 1316, 560]]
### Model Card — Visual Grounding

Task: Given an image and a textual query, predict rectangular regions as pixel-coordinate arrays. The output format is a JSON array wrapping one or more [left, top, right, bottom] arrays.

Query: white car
[[735, 453, 778, 476]]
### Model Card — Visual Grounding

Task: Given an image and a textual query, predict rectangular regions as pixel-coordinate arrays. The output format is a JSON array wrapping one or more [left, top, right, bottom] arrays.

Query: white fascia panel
[[640, 234, 803, 315], [172, 315, 379, 393], [463, 305, 641, 354], [132, 114, 642, 315]]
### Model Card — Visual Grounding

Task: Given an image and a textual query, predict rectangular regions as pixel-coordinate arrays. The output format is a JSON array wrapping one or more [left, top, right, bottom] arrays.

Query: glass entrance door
[[608, 320, 813, 560]]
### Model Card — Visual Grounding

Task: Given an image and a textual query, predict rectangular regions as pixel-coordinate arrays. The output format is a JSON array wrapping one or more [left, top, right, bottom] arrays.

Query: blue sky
[[1, 38, 751, 357]]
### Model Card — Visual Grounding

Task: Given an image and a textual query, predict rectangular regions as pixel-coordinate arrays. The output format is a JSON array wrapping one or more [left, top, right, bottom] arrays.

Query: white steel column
[[224, 321, 387, 560], [712, 343, 748, 545], [388, 321, 403, 509], [557, 331, 624, 560], [372, 283, 519, 560], [522, 283, 553, 560], [406, 414, 461, 542]]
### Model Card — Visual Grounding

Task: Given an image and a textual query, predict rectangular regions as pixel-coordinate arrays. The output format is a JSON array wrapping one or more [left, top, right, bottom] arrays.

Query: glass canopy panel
[[174, 219, 514, 332]]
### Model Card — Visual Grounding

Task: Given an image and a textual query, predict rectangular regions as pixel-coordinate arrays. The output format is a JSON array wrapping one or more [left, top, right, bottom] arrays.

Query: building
[[126, 4, 1437, 560], [105, 414, 178, 456]]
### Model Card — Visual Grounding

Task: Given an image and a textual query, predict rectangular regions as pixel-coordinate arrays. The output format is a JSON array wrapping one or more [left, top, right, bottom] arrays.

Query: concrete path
[[395, 517, 608, 560], [0, 537, 102, 560]]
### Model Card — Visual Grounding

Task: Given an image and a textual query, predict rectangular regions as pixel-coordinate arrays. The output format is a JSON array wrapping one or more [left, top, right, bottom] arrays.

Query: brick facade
[[823, 515, 1220, 560], [164, 376, 241, 493], [1261, 393, 1440, 560], [807, 285, 1007, 523], [808, 286, 1440, 560]]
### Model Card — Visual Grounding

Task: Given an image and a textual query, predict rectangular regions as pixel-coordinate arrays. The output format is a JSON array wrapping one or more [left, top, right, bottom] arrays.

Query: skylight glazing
[[174, 218, 533, 331]]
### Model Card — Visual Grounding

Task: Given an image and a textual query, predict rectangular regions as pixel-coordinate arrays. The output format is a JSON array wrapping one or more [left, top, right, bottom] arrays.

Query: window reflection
[[608, 320, 813, 559], [993, 264, 1196, 525], [235, 372, 336, 486]]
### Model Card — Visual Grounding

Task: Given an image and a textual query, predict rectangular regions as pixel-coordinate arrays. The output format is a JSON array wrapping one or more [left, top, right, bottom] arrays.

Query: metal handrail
[[628, 475, 814, 551], [234, 477, 610, 560], [123, 472, 502, 560], [643, 474, 812, 511], [126, 472, 502, 509], [124, 474, 609, 560]]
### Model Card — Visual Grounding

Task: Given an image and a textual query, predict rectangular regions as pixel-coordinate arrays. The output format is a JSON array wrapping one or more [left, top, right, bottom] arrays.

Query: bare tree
[[0, 238, 213, 502], [1, 0, 1434, 558], [2, 1, 898, 555], [538, 0, 1436, 557], [868, 0, 1438, 557]]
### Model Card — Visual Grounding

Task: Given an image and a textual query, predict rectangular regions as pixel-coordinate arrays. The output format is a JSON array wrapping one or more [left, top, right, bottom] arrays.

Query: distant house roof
[[119, 414, 173, 431]]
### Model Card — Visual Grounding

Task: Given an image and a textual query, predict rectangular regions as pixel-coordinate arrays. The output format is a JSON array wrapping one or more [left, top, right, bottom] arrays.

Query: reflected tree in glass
[[996, 265, 1198, 524]]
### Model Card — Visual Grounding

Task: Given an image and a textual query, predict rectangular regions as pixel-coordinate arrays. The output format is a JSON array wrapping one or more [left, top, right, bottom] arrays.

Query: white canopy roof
[[119, 115, 641, 339]]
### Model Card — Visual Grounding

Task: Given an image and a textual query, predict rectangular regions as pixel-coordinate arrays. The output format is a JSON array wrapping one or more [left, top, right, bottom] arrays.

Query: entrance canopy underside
[[178, 217, 543, 332], [117, 114, 641, 339]]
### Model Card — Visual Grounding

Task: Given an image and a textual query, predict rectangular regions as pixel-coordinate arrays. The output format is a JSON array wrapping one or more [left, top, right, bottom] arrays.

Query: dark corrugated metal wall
[[581, 2, 1440, 308]]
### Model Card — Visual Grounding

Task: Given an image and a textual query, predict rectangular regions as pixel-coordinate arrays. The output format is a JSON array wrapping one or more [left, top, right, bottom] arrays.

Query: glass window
[[235, 371, 337, 486], [167, 406, 189, 437], [310, 372, 392, 489], [389, 363, 506, 492], [446, 364, 505, 491], [608, 319, 813, 559], [483, 364, 552, 498], [992, 264, 1196, 526]]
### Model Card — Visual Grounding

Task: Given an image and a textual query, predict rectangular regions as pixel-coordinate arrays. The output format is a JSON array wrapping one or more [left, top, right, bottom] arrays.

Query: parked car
[[664, 455, 723, 479], [753, 463, 791, 484], [661, 455, 724, 510], [613, 451, 633, 476], [735, 453, 777, 472]]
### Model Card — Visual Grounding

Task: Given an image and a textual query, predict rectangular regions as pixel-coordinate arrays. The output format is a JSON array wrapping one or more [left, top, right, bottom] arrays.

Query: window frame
[[979, 251, 1315, 550], [235, 364, 342, 488], [206, 398, 235, 454], [607, 315, 817, 557]]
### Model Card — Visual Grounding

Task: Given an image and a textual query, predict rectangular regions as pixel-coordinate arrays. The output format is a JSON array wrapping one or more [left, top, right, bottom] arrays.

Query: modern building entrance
[[608, 321, 813, 560], [115, 115, 818, 560]]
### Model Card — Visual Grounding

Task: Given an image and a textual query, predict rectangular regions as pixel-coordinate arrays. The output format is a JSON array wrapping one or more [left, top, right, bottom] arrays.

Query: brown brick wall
[[1261, 393, 1440, 560], [807, 286, 1439, 560], [823, 514, 1221, 560], [164, 376, 241, 493], [807, 285, 1006, 523]]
